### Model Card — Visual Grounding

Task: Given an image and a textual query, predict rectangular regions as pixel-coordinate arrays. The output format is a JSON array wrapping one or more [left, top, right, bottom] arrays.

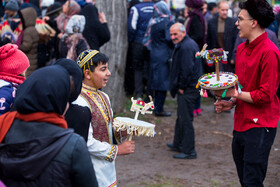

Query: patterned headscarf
[[65, 15, 85, 34], [55, 0, 81, 33], [143, 1, 174, 49]]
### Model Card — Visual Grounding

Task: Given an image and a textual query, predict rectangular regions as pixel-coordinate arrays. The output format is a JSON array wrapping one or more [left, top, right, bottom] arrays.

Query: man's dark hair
[[239, 0, 275, 28], [207, 2, 216, 11]]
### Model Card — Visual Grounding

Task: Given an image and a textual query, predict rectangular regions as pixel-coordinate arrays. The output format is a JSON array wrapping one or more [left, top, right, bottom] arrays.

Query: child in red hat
[[0, 44, 30, 115]]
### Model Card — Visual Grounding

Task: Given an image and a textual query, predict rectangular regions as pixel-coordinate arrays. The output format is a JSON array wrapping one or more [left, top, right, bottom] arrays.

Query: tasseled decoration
[[222, 89, 227, 98], [196, 82, 200, 89], [203, 89, 208, 98], [207, 60, 214, 66], [195, 52, 200, 58], [222, 50, 228, 64], [222, 59, 227, 64], [200, 89, 203, 96], [238, 81, 243, 94]]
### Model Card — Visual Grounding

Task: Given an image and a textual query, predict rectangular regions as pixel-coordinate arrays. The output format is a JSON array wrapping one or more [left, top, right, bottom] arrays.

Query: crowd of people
[[126, 0, 280, 186], [0, 0, 110, 73], [0, 0, 279, 186]]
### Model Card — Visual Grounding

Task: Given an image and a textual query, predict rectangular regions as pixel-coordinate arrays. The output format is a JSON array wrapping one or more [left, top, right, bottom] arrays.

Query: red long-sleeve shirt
[[234, 32, 280, 132]]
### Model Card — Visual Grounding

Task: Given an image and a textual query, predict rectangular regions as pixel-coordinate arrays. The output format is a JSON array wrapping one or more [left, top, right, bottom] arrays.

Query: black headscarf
[[14, 66, 70, 115], [53, 58, 83, 102]]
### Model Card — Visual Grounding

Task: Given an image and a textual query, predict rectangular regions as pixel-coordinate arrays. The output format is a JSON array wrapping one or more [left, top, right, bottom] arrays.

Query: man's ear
[[251, 19, 258, 28]]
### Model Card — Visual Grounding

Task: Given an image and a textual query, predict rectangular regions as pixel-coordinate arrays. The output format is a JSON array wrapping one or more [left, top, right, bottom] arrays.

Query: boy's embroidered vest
[[80, 88, 113, 144]]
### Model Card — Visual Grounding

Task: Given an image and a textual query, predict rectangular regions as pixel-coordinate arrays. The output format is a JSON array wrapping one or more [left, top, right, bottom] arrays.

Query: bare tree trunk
[[95, 0, 128, 113]]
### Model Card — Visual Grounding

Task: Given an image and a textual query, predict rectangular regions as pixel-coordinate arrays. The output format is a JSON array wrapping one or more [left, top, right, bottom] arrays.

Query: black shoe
[[173, 152, 197, 159], [155, 111, 171, 117], [167, 142, 181, 152]]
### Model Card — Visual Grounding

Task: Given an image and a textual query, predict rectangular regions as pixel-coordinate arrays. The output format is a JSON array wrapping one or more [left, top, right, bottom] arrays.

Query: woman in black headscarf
[[0, 66, 98, 186], [54, 58, 91, 142], [80, 2, 110, 50]]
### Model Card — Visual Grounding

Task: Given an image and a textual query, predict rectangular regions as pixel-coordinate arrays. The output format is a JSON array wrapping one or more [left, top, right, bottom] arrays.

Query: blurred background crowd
[[0, 0, 279, 115]]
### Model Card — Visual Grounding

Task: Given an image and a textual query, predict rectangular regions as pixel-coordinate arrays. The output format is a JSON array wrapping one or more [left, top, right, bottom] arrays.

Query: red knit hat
[[0, 44, 30, 84], [0, 44, 30, 76]]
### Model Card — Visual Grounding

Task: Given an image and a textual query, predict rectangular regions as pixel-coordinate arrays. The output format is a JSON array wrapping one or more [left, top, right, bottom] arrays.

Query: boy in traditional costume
[[74, 49, 135, 187]]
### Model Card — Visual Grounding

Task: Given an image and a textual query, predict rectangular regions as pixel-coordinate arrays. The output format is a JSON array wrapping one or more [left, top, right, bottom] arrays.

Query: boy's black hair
[[77, 49, 109, 73], [239, 0, 275, 29]]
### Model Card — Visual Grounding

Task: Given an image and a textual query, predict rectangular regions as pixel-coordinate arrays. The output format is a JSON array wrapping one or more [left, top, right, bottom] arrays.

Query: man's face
[[4, 10, 16, 17], [235, 9, 253, 39], [184, 6, 188, 18], [218, 2, 229, 20], [91, 62, 111, 89], [202, 3, 207, 15], [170, 25, 186, 45]]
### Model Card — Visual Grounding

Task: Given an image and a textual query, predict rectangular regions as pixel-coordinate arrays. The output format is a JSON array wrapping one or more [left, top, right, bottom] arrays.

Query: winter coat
[[149, 18, 173, 91], [0, 80, 16, 115], [170, 36, 202, 98], [80, 4, 110, 50], [19, 7, 39, 77], [0, 66, 98, 187], [0, 121, 97, 187], [128, 1, 154, 43]]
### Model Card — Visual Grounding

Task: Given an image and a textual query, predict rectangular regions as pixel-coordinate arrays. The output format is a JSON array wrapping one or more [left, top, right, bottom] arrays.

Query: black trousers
[[173, 89, 199, 154], [130, 42, 149, 98], [232, 127, 277, 187]]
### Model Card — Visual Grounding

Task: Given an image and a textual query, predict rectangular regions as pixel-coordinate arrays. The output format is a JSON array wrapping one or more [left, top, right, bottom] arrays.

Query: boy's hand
[[117, 140, 135, 155]]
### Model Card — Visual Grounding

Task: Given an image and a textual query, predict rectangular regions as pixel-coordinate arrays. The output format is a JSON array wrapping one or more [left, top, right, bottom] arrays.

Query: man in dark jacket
[[206, 0, 238, 73], [167, 23, 202, 159]]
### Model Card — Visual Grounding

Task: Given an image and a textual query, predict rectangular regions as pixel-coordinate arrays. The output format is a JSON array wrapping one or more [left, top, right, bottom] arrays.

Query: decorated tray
[[198, 71, 238, 90], [114, 117, 155, 137]]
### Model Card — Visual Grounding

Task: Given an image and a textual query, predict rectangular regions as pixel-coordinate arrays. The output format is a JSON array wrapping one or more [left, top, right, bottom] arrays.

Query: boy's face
[[91, 62, 111, 89]]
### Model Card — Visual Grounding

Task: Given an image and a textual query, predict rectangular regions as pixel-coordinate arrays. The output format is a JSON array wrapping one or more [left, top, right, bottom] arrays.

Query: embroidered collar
[[82, 83, 98, 92]]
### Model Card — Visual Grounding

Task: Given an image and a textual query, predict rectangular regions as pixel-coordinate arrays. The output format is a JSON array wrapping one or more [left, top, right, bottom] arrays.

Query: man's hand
[[99, 12, 107, 23], [179, 89, 184, 94], [42, 16, 50, 22], [117, 140, 135, 155], [214, 100, 234, 113]]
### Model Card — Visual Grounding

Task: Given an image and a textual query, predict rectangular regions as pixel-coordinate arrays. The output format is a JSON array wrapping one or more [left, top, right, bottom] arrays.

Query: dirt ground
[[115, 96, 280, 187]]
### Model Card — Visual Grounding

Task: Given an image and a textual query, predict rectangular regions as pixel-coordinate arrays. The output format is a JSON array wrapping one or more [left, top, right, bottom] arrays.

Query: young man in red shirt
[[214, 0, 280, 186]]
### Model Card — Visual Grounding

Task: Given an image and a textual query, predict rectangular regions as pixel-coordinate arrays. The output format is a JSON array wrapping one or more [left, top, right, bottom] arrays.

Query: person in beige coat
[[18, 7, 39, 77]]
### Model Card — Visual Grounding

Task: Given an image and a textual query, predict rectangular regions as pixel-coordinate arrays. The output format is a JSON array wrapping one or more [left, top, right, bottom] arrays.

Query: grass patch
[[164, 99, 177, 108], [126, 175, 187, 187], [155, 119, 161, 124]]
